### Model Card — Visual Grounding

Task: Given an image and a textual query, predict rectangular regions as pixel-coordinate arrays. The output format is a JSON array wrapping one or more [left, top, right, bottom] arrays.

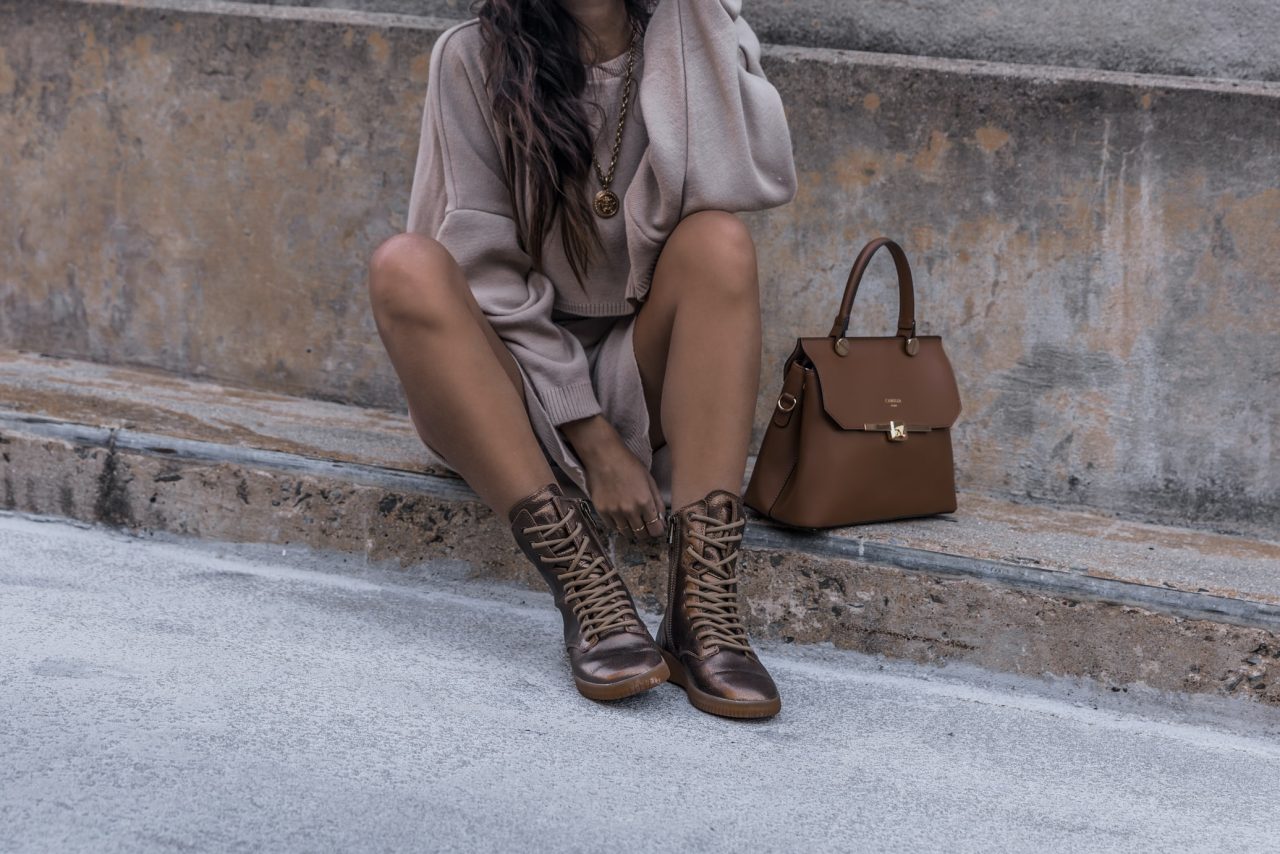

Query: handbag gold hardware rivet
[[833, 337, 850, 356]]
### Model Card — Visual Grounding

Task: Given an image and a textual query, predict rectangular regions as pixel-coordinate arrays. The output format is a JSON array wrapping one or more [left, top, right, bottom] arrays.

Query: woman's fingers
[[601, 507, 637, 540], [604, 511, 631, 538], [644, 476, 666, 539], [591, 483, 664, 540], [619, 502, 649, 540], [602, 496, 657, 540]]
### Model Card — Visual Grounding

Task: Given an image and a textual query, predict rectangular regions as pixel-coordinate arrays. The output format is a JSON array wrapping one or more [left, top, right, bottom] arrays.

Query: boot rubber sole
[[659, 648, 781, 720], [574, 658, 670, 702]]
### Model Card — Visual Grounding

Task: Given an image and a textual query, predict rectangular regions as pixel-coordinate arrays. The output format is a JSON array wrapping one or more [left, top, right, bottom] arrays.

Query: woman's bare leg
[[631, 210, 762, 510], [367, 233, 554, 517], [636, 211, 780, 719], [371, 234, 668, 700]]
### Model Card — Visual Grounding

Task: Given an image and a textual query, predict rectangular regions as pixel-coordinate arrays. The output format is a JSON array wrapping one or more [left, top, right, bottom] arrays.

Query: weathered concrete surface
[[0, 0, 444, 408], [1, 1, 1278, 537], [246, 0, 1280, 83], [4, 513, 1280, 854], [4, 352, 1280, 704], [4, 349, 1279, 608], [0, 350, 442, 474]]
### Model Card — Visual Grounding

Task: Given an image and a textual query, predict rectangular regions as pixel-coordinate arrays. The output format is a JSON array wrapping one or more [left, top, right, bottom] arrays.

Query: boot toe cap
[[572, 630, 665, 685], [698, 651, 779, 702], [710, 668, 778, 703]]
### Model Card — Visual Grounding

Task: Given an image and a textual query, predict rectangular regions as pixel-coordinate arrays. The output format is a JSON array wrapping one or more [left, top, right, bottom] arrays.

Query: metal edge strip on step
[[3, 410, 1278, 633]]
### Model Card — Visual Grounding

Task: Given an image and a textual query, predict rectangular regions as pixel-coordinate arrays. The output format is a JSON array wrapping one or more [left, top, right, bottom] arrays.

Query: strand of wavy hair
[[472, 0, 654, 289]]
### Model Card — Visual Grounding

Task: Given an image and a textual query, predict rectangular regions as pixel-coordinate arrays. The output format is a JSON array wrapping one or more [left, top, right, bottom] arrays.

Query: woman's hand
[[561, 415, 666, 540]]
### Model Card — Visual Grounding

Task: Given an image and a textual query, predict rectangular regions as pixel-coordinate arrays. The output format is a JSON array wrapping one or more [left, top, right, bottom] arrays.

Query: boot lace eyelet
[[523, 506, 638, 642], [682, 513, 752, 654]]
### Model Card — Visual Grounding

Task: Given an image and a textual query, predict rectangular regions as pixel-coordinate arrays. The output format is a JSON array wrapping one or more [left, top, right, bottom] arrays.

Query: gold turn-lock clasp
[[864, 421, 911, 441]]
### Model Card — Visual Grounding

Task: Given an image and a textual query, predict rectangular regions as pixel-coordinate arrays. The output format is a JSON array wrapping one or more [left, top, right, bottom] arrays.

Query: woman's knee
[[665, 210, 758, 299], [367, 233, 465, 326]]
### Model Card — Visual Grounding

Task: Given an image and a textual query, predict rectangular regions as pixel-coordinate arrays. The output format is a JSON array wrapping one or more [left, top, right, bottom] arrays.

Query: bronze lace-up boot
[[508, 483, 670, 701], [658, 489, 781, 719]]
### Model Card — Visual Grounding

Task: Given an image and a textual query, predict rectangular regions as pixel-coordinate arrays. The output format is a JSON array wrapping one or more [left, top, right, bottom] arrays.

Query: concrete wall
[[1, 0, 1278, 537], [245, 0, 1280, 82]]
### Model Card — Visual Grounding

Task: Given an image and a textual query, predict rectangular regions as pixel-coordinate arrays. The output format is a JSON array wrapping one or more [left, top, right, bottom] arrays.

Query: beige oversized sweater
[[406, 0, 797, 485]]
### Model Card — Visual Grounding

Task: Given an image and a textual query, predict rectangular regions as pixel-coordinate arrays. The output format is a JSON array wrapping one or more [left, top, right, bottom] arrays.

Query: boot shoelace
[[684, 513, 753, 653], [522, 506, 639, 645]]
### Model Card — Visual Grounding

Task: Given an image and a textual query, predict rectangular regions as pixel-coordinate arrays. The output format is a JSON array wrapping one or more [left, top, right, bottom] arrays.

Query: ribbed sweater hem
[[553, 298, 636, 317], [539, 381, 605, 426]]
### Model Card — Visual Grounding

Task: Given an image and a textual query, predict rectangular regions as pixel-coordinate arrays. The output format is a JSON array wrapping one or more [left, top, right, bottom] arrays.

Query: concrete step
[[3, 349, 1279, 706], [242, 0, 1280, 83], [3, 0, 1277, 540]]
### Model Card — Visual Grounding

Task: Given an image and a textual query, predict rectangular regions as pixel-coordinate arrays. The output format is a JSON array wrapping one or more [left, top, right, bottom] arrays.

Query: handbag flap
[[798, 336, 962, 430]]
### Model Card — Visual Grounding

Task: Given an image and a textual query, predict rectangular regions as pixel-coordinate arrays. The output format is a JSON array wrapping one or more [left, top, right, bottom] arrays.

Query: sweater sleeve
[[623, 0, 799, 298], [673, 0, 799, 212], [406, 23, 603, 426]]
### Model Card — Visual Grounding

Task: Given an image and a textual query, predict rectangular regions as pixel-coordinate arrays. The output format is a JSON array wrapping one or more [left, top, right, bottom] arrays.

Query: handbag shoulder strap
[[826, 237, 917, 339]]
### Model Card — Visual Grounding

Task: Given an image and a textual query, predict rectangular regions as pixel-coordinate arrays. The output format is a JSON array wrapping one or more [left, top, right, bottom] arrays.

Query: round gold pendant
[[592, 189, 620, 218]]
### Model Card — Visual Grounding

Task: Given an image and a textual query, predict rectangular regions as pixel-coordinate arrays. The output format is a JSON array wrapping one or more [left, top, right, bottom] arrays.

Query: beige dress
[[405, 1, 798, 502]]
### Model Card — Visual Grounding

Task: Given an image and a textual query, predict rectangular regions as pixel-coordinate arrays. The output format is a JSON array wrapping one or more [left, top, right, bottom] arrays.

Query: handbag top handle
[[826, 237, 917, 340]]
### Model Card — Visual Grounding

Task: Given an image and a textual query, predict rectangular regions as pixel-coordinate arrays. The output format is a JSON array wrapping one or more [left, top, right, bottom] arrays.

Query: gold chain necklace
[[590, 19, 641, 219]]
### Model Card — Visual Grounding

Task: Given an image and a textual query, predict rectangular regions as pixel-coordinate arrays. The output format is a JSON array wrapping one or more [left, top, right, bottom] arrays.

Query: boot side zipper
[[663, 511, 678, 649]]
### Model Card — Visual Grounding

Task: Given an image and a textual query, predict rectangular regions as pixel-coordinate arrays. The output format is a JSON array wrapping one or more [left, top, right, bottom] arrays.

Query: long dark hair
[[472, 0, 654, 287]]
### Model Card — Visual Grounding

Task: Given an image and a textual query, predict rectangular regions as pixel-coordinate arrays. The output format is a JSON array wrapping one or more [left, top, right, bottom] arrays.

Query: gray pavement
[[2, 514, 1278, 853]]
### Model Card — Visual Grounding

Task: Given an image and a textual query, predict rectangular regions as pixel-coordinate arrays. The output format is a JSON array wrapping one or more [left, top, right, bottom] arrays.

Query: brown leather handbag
[[744, 237, 962, 529]]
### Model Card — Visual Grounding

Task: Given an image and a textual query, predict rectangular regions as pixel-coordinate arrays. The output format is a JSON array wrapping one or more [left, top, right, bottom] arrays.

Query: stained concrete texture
[[0, 349, 441, 475], [3, 513, 1280, 853], [3, 2, 1278, 533], [5, 348, 1280, 704], [245, 0, 1280, 82], [3, 349, 1278, 590]]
